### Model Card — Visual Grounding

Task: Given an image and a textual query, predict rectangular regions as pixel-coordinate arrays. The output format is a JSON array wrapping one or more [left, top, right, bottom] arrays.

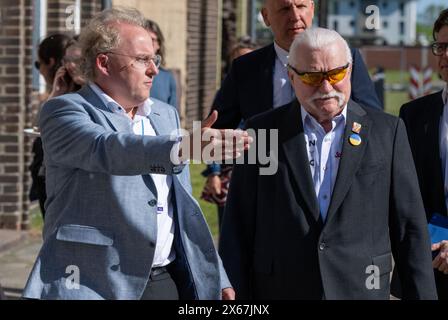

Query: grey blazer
[[23, 85, 230, 300]]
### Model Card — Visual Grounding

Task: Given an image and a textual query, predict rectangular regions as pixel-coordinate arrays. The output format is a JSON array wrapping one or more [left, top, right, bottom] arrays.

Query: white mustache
[[308, 91, 346, 108]]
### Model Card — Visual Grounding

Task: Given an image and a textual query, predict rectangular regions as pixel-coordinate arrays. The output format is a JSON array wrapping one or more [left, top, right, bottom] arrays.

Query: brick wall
[[0, 0, 102, 230], [361, 46, 439, 71], [0, 0, 30, 229], [186, 0, 220, 129]]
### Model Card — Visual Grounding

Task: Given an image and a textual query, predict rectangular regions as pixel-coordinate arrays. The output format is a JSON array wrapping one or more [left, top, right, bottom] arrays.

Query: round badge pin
[[349, 134, 362, 146]]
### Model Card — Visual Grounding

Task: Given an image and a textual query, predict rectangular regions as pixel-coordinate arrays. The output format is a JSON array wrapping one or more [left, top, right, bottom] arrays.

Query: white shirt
[[301, 105, 347, 222], [439, 84, 448, 211], [273, 42, 296, 108], [89, 83, 175, 267]]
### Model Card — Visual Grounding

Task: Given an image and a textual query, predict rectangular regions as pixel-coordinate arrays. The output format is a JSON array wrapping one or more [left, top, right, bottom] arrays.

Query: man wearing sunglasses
[[399, 8, 448, 299], [219, 28, 437, 299], [22, 7, 248, 300], [210, 0, 381, 131]]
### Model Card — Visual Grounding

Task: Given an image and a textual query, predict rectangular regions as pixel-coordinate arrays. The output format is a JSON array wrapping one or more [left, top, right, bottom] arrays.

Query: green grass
[[189, 164, 219, 237], [29, 205, 43, 233], [385, 91, 410, 116]]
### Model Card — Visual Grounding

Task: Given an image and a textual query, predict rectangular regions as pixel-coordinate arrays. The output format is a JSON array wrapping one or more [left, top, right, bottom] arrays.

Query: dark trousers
[[140, 267, 179, 300]]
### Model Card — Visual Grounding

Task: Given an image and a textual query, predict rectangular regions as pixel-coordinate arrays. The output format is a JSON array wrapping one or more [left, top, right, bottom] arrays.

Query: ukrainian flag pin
[[349, 134, 362, 146]]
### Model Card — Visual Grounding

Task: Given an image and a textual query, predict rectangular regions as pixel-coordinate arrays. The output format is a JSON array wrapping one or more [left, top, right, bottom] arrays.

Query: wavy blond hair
[[78, 7, 147, 81]]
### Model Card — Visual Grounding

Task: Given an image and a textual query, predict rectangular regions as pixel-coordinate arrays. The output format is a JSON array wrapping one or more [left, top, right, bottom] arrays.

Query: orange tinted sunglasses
[[288, 63, 350, 87]]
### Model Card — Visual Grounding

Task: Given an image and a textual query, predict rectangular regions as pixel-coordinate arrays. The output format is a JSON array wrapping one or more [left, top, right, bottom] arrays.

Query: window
[[33, 0, 47, 92], [349, 1, 355, 8], [399, 2, 405, 16], [333, 1, 339, 14], [350, 20, 355, 27], [400, 21, 405, 35], [334, 20, 339, 32], [383, 21, 388, 28]]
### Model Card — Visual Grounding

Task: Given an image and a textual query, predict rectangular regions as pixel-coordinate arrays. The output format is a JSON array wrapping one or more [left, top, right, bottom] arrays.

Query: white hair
[[288, 28, 353, 67]]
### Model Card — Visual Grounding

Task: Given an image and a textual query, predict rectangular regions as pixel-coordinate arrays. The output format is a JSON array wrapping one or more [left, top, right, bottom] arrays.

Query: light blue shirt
[[301, 105, 347, 222], [273, 42, 296, 108]]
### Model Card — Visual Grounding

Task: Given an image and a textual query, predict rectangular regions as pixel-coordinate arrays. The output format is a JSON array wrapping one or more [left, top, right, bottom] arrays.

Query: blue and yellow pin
[[349, 122, 362, 146]]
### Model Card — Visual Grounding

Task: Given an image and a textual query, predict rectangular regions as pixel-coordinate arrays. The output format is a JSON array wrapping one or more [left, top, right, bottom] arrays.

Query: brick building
[[0, 0, 250, 230]]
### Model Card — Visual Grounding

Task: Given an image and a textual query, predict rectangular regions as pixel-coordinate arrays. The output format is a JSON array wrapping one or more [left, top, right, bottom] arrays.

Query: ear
[[261, 7, 271, 27], [95, 53, 110, 76], [48, 57, 56, 68], [310, 0, 315, 18], [288, 70, 295, 84]]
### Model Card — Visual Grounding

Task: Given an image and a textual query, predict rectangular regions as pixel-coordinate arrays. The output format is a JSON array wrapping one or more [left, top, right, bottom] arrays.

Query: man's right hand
[[178, 110, 253, 162], [432, 240, 448, 274]]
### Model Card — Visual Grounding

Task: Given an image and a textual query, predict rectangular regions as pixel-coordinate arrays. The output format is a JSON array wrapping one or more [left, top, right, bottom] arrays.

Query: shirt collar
[[89, 82, 153, 118], [300, 104, 348, 132], [274, 41, 289, 67]]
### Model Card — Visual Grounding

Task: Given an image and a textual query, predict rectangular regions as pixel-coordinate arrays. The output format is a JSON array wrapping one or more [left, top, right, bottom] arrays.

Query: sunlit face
[[64, 45, 85, 85], [97, 23, 159, 109], [435, 25, 448, 83], [288, 41, 351, 124], [261, 0, 314, 51]]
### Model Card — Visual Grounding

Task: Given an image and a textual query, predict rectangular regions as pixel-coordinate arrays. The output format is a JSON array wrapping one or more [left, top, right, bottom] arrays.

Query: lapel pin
[[349, 134, 362, 146], [352, 122, 362, 134]]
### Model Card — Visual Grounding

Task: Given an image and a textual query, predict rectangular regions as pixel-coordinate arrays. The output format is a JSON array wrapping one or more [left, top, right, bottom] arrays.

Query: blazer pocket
[[372, 252, 393, 275], [56, 224, 114, 246]]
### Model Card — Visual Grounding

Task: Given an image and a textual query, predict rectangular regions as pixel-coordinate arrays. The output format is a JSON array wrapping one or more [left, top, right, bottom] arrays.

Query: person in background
[[61, 36, 86, 92], [201, 36, 258, 233], [145, 19, 178, 109], [30, 34, 71, 219], [399, 8, 448, 299]]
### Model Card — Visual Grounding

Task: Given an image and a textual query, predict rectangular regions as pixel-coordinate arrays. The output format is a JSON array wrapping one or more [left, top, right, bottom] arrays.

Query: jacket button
[[148, 199, 157, 207], [111, 265, 119, 271], [319, 242, 326, 251]]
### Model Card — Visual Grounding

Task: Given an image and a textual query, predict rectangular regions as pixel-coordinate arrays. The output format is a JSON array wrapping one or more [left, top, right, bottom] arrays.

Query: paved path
[[0, 231, 42, 299]]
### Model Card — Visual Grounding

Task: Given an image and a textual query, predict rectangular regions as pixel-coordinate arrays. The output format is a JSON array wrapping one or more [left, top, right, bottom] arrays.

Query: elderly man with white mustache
[[219, 27, 438, 300]]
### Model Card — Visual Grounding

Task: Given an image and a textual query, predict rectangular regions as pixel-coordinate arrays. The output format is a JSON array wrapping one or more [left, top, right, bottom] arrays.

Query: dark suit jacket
[[219, 99, 437, 299], [212, 44, 382, 129], [400, 91, 448, 299]]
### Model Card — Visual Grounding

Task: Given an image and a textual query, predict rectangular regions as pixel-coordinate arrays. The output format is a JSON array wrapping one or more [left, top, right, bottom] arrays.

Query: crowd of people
[[5, 0, 448, 300]]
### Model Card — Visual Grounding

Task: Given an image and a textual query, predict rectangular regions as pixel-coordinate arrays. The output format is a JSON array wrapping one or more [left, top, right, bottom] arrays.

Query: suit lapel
[[325, 101, 370, 225], [78, 85, 132, 133], [259, 44, 275, 113], [281, 101, 320, 221]]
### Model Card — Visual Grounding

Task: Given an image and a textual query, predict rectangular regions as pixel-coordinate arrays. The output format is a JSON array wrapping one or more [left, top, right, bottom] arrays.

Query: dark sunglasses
[[288, 63, 350, 87]]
